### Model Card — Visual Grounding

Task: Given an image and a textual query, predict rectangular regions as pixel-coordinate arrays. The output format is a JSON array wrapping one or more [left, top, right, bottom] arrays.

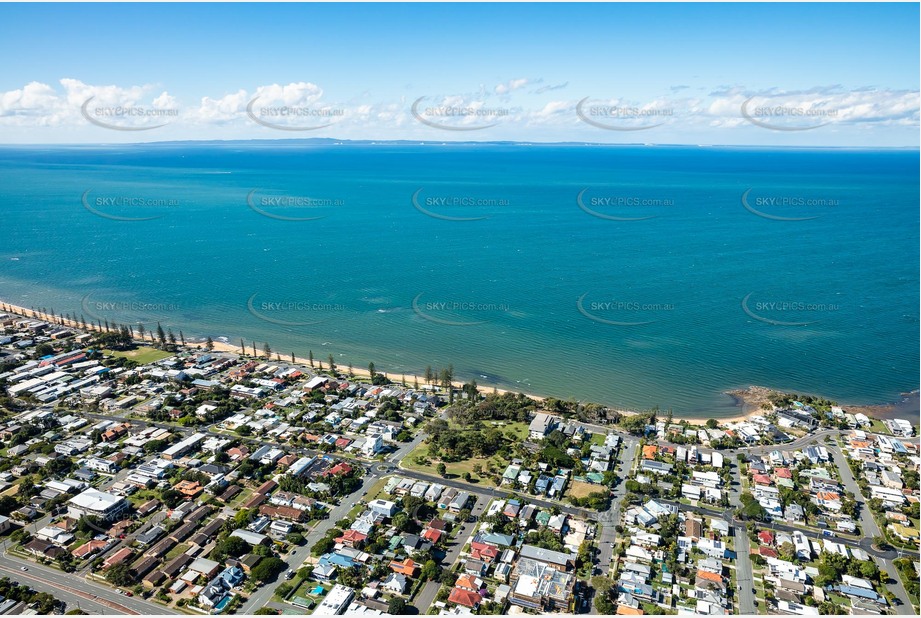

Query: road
[[0, 551, 178, 615], [726, 458, 757, 614], [236, 426, 432, 615], [237, 471, 376, 614], [828, 443, 916, 615], [412, 494, 488, 613], [597, 438, 639, 577]]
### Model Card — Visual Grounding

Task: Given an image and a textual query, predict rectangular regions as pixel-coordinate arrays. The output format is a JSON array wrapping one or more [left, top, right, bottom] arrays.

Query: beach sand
[[0, 299, 544, 402], [5, 299, 901, 426]]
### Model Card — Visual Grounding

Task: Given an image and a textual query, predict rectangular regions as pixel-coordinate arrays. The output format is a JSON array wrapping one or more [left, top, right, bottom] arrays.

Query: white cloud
[[495, 78, 530, 95]]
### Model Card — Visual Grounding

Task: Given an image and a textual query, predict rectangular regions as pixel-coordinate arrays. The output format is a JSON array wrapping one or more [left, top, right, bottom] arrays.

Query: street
[[0, 551, 179, 615]]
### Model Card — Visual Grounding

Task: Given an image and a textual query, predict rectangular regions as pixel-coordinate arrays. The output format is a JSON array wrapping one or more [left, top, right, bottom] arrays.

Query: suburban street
[[828, 442, 916, 615], [71, 405, 917, 614], [726, 458, 757, 613], [0, 550, 178, 615], [597, 437, 639, 577], [412, 494, 488, 613]]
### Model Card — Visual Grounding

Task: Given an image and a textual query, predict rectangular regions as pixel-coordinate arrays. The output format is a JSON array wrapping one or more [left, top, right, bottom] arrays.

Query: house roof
[[759, 546, 779, 558], [697, 570, 722, 583], [422, 528, 443, 543], [455, 575, 481, 591], [448, 587, 481, 608], [389, 558, 418, 575]]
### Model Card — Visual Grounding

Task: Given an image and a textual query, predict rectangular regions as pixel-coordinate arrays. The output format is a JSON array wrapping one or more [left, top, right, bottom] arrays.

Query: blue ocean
[[0, 142, 917, 416]]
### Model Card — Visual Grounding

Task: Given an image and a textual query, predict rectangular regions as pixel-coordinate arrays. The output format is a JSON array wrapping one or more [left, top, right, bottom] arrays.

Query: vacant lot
[[104, 346, 173, 364], [567, 480, 602, 499]]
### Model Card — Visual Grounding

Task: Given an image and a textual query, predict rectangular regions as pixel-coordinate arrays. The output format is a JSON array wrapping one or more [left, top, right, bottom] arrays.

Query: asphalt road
[[238, 425, 436, 614], [597, 438, 639, 576], [412, 495, 488, 613], [828, 443, 916, 615], [725, 458, 757, 613], [0, 551, 178, 615]]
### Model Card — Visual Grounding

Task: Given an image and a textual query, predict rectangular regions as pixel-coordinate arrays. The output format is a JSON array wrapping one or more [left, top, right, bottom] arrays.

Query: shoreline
[[2, 298, 916, 425]]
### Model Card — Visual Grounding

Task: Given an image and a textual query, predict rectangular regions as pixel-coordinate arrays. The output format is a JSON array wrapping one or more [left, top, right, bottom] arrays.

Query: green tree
[[105, 563, 135, 587], [251, 557, 287, 583], [437, 463, 447, 477], [421, 559, 441, 581], [387, 598, 406, 615], [392, 512, 410, 532], [286, 532, 305, 546], [312, 536, 335, 556]]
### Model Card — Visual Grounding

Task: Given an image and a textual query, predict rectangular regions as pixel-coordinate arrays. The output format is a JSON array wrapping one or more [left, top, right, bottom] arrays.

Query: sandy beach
[[0, 299, 545, 403], [3, 298, 905, 427]]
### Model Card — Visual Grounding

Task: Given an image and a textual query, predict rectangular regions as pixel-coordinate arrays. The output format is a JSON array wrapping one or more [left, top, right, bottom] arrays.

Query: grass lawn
[[403, 444, 505, 487], [165, 543, 189, 561], [227, 487, 255, 510], [448, 419, 529, 442], [868, 419, 891, 435], [364, 475, 393, 502], [103, 346, 173, 364], [567, 480, 602, 500], [590, 432, 608, 446], [828, 593, 850, 606]]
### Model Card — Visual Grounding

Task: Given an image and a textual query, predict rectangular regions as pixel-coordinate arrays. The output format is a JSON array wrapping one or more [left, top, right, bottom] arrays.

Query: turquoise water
[[0, 142, 917, 416]]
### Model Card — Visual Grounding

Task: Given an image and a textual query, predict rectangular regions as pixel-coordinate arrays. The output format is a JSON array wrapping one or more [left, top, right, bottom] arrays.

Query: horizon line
[[0, 138, 918, 151]]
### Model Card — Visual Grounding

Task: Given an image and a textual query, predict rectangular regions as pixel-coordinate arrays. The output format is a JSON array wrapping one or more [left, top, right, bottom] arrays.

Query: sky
[[0, 2, 918, 146]]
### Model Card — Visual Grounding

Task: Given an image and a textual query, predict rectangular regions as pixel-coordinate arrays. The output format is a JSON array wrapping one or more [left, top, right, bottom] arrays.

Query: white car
[[20, 566, 28, 572]]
